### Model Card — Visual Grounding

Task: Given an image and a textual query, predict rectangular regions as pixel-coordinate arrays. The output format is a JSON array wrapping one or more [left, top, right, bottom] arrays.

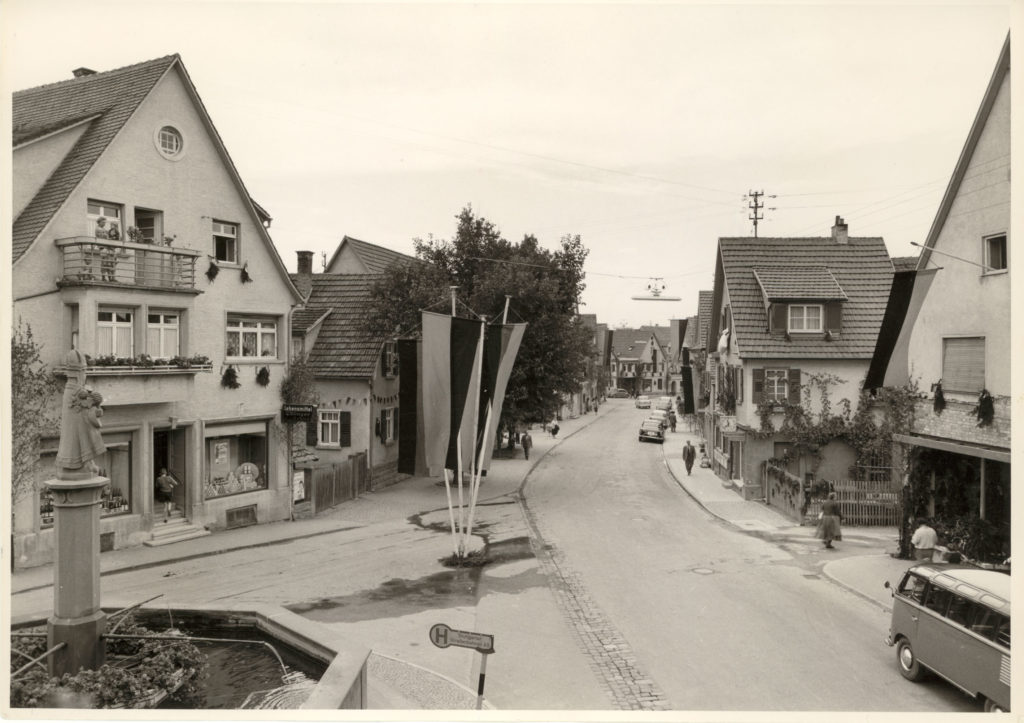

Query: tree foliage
[[363, 205, 594, 426], [11, 320, 62, 507]]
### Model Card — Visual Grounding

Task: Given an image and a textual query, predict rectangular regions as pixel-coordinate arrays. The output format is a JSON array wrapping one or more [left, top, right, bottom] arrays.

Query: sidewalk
[[659, 427, 907, 611]]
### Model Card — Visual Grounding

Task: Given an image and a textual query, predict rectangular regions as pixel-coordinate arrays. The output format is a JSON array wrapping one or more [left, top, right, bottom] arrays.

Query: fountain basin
[[12, 602, 369, 710]]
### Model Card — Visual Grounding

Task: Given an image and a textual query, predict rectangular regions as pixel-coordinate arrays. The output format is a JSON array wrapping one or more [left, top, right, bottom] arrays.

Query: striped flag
[[397, 338, 427, 476], [475, 322, 526, 473]]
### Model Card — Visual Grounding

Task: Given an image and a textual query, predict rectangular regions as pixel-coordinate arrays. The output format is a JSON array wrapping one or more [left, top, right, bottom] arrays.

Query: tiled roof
[[330, 236, 420, 274], [697, 290, 713, 347], [681, 315, 700, 348], [12, 56, 179, 262], [891, 256, 919, 273], [753, 266, 848, 301], [298, 274, 389, 378], [719, 237, 893, 359], [610, 325, 669, 359], [291, 307, 332, 334]]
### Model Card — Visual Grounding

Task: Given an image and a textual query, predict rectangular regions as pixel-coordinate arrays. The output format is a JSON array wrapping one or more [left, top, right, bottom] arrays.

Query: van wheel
[[983, 698, 1006, 713], [896, 639, 925, 682]]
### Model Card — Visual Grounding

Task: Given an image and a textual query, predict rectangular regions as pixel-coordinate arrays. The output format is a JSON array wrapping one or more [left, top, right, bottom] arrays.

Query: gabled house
[[324, 235, 419, 274], [12, 56, 303, 565], [291, 251, 405, 490], [609, 326, 670, 396], [705, 219, 894, 512], [881, 34, 1011, 557]]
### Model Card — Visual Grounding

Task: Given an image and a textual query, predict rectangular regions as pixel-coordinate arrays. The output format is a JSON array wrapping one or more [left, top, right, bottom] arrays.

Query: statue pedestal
[[46, 474, 109, 677]]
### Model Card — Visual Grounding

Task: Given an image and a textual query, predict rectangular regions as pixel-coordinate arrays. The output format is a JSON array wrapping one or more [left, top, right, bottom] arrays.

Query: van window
[[923, 585, 953, 615], [945, 594, 973, 627], [897, 573, 926, 603], [995, 618, 1010, 649]]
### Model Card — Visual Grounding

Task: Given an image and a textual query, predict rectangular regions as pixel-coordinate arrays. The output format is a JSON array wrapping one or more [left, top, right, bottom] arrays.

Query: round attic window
[[155, 125, 184, 159]]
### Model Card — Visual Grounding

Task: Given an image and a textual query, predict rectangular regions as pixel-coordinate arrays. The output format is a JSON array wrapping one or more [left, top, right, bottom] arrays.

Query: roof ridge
[[13, 54, 180, 96]]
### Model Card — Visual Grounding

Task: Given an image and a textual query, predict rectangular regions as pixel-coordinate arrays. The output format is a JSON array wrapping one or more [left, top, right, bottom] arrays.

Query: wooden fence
[[805, 479, 900, 526], [309, 453, 368, 516]]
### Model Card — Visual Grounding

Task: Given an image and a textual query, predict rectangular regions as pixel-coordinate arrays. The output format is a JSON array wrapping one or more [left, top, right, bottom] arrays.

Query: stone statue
[[55, 349, 106, 478]]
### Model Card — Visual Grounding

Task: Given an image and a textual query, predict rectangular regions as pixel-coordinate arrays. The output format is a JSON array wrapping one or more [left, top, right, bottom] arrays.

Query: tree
[[364, 205, 594, 429], [11, 320, 61, 509]]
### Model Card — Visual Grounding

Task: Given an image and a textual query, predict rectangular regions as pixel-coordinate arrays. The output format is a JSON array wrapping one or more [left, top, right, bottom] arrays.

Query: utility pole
[[747, 189, 764, 238]]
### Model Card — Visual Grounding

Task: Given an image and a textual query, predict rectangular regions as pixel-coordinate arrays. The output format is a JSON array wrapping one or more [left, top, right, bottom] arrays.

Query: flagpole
[[464, 316, 487, 553], [442, 468, 460, 559]]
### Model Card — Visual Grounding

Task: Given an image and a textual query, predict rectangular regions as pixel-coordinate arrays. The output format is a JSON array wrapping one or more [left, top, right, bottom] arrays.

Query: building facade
[[12, 56, 303, 566]]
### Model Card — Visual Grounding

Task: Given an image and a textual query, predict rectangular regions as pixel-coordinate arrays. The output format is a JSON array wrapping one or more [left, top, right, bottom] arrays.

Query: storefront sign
[[281, 404, 316, 423]]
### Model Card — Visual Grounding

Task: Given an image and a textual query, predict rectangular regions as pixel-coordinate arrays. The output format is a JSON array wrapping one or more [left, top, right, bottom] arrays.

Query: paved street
[[11, 400, 978, 712]]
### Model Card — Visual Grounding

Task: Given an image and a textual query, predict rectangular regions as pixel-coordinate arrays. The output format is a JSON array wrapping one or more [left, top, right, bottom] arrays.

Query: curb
[[820, 556, 896, 615]]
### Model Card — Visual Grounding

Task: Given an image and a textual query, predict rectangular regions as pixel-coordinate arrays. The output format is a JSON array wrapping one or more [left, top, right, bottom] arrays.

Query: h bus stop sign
[[429, 623, 495, 654]]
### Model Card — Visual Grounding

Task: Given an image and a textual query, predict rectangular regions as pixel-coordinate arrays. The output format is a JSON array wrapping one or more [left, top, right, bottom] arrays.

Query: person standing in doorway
[[682, 440, 696, 475], [911, 518, 938, 561], [155, 468, 177, 522], [816, 492, 843, 549], [521, 431, 533, 460]]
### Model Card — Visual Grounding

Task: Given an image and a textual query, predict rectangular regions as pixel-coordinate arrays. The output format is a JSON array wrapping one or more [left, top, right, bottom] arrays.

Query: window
[[942, 337, 985, 392], [788, 304, 823, 332], [134, 208, 163, 243], [88, 199, 123, 240], [764, 369, 789, 403], [213, 221, 238, 264], [97, 309, 134, 357], [984, 234, 1007, 272], [147, 313, 180, 358], [924, 585, 953, 616], [204, 422, 268, 499], [379, 408, 396, 443], [158, 126, 183, 156], [318, 409, 351, 447], [38, 437, 133, 525], [226, 317, 277, 359], [897, 573, 927, 604], [381, 341, 398, 378]]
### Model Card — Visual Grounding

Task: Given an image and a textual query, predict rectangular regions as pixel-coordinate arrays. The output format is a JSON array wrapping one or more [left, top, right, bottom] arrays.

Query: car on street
[[654, 396, 673, 411], [638, 419, 665, 443], [609, 388, 630, 398], [647, 410, 668, 428], [635, 395, 651, 409]]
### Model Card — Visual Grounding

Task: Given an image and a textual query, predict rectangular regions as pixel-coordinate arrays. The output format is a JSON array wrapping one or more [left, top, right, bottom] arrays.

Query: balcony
[[56, 237, 202, 293], [58, 356, 213, 405]]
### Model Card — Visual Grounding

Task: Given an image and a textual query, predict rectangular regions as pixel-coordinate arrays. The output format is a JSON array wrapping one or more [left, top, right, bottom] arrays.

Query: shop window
[[226, 317, 277, 359], [147, 312, 180, 358], [204, 423, 269, 499], [97, 308, 135, 357], [38, 438, 133, 527]]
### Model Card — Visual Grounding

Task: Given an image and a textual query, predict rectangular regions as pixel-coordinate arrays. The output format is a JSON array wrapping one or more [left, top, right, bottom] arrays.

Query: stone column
[[47, 474, 109, 677]]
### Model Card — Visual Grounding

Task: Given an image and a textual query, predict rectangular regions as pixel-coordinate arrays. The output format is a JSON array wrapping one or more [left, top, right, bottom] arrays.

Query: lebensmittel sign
[[281, 404, 316, 423], [429, 623, 495, 654]]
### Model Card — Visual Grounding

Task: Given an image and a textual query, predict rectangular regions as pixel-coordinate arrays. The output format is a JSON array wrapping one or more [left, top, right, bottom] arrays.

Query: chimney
[[831, 215, 849, 244], [297, 250, 314, 275], [72, 67, 96, 78]]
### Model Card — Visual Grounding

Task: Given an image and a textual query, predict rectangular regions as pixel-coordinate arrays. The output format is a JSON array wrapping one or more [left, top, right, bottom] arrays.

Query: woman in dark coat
[[816, 491, 843, 549]]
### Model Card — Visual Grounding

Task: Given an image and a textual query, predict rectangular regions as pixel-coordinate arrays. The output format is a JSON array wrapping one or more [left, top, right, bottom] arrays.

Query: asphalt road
[[522, 401, 976, 712]]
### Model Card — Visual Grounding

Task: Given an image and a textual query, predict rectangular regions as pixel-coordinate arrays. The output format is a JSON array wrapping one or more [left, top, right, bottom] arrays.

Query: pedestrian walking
[[521, 431, 533, 460], [550, 422, 560, 439], [682, 440, 696, 475], [155, 468, 177, 522], [816, 491, 843, 549], [911, 518, 938, 561], [668, 410, 677, 433]]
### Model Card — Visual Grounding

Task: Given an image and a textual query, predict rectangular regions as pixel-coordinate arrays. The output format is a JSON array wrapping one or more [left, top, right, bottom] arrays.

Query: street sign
[[281, 404, 316, 423], [429, 623, 495, 654]]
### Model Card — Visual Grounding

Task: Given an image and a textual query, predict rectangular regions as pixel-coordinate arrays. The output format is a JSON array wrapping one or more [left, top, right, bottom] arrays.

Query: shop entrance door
[[153, 429, 187, 517]]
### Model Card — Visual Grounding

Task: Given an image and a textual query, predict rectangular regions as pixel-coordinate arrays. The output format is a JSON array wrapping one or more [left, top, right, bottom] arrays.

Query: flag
[[476, 322, 526, 473], [397, 338, 428, 476], [681, 366, 695, 414]]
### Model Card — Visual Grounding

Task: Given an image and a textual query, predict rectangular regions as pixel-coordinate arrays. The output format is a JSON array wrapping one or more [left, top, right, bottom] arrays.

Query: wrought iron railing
[[56, 237, 201, 290]]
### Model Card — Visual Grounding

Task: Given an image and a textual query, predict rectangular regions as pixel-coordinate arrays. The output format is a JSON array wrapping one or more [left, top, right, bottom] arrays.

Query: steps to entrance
[[144, 509, 210, 547]]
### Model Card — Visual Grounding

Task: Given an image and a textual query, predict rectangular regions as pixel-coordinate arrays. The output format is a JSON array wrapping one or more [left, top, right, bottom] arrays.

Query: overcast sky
[[4, 1, 1011, 328]]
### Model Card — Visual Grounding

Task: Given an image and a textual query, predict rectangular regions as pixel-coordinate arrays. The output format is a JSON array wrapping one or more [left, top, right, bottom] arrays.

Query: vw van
[[885, 564, 1010, 712]]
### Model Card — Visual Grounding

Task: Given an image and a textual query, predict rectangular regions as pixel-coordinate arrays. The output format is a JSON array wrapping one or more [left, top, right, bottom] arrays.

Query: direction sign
[[429, 623, 495, 654], [281, 404, 316, 423]]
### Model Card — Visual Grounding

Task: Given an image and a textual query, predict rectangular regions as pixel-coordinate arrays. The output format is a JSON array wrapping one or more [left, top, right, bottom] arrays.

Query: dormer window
[[788, 304, 823, 333]]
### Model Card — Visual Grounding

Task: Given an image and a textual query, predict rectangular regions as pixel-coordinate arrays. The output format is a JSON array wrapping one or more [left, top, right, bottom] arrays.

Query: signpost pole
[[475, 651, 489, 710]]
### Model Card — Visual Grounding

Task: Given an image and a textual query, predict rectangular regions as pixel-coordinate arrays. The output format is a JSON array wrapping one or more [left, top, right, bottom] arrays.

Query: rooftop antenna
[[631, 278, 681, 301], [320, 251, 327, 271]]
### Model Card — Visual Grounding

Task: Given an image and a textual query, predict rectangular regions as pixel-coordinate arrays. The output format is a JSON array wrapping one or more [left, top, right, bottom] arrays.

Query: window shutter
[[380, 409, 388, 442], [788, 368, 802, 404], [734, 366, 743, 403], [381, 347, 387, 376], [942, 337, 985, 392], [339, 411, 351, 447], [825, 302, 842, 333], [306, 419, 318, 447], [770, 304, 787, 333], [752, 368, 764, 404]]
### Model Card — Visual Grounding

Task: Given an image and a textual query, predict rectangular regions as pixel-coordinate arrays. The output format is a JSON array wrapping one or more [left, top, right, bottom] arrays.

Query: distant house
[[610, 326, 670, 396], [704, 218, 894, 513], [324, 235, 420, 274], [881, 34, 1011, 556], [12, 56, 303, 565]]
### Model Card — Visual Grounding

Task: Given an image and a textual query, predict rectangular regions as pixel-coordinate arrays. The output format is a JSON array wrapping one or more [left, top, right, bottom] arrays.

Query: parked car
[[647, 410, 668, 428], [654, 396, 673, 411], [635, 395, 651, 409], [609, 388, 630, 398], [638, 419, 665, 443]]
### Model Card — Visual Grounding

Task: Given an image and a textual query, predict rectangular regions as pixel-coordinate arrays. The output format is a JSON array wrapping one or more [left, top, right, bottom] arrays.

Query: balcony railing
[[56, 237, 202, 292]]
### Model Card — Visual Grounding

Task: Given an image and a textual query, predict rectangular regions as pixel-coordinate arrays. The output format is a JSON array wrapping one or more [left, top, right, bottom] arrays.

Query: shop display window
[[38, 438, 133, 527], [204, 425, 268, 499]]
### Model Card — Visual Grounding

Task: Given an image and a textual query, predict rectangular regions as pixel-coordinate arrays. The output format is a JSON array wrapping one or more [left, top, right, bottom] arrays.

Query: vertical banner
[[477, 323, 526, 473], [446, 316, 484, 472], [397, 338, 427, 476], [681, 366, 695, 414], [421, 312, 453, 476]]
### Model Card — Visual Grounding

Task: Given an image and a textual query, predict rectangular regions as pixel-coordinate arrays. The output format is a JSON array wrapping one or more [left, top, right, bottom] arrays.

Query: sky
[[2, 1, 1012, 329]]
